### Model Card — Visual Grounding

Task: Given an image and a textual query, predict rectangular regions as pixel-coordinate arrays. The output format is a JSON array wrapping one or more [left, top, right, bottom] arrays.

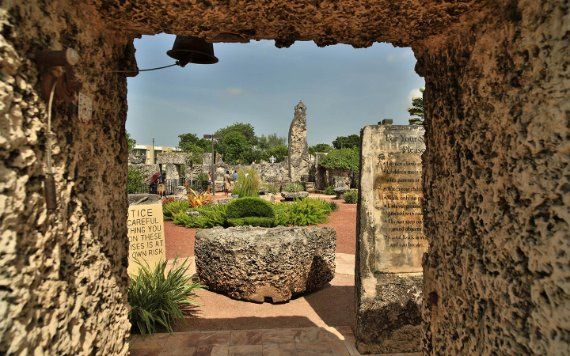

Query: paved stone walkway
[[130, 326, 359, 355]]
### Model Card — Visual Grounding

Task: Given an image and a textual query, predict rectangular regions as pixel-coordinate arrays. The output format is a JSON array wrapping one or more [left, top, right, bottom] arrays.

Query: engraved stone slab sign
[[373, 126, 426, 272], [355, 123, 425, 354], [127, 198, 166, 276]]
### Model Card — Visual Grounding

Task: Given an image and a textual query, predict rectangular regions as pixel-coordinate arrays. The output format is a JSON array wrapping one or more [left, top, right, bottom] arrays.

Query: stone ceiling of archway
[[95, 0, 481, 48]]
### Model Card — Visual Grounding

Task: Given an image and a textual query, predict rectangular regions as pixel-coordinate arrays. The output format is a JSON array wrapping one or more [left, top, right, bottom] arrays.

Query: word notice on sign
[[127, 203, 166, 276]]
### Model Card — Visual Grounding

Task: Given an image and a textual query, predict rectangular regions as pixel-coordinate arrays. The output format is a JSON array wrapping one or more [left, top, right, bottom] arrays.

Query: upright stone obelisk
[[287, 100, 310, 182], [356, 120, 426, 354]]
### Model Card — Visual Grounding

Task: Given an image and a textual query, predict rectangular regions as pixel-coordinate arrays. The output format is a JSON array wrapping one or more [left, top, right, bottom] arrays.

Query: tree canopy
[[319, 148, 359, 173], [332, 134, 360, 149], [178, 133, 210, 165], [408, 88, 424, 125], [309, 143, 333, 154], [127, 132, 136, 151]]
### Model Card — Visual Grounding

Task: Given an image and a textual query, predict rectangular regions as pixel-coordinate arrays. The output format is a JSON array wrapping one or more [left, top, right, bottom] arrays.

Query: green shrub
[[227, 217, 275, 227], [226, 197, 275, 219], [274, 198, 335, 226], [261, 182, 280, 194], [127, 165, 147, 194], [128, 259, 202, 335], [323, 185, 335, 195], [283, 182, 305, 193], [343, 189, 359, 204], [172, 204, 227, 228], [163, 200, 190, 220], [320, 148, 359, 173], [233, 167, 260, 197]]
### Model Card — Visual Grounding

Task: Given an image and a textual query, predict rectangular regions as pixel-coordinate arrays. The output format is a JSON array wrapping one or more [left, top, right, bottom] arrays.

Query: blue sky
[[126, 34, 424, 147]]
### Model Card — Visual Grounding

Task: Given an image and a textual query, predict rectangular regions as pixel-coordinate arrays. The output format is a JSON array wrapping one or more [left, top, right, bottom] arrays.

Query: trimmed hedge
[[226, 197, 275, 219], [227, 217, 275, 227]]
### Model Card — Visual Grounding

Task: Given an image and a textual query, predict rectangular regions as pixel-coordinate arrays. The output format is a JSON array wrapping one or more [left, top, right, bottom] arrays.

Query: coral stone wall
[[417, 1, 569, 354], [1, 0, 567, 355], [0, 2, 134, 354]]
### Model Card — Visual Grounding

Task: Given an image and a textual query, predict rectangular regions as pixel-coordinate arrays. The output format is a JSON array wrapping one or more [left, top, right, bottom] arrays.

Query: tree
[[127, 165, 146, 194], [178, 133, 209, 165], [215, 122, 257, 146], [216, 131, 251, 164], [126, 132, 136, 151], [408, 88, 424, 125], [257, 134, 286, 150], [309, 143, 333, 155], [332, 134, 360, 149], [320, 148, 360, 173]]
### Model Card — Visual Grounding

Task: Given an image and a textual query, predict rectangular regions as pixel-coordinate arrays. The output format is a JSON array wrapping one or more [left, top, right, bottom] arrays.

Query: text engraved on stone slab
[[373, 127, 427, 273]]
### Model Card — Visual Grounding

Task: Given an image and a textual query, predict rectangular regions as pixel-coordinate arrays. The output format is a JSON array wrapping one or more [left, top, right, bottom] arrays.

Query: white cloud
[[408, 87, 422, 102], [225, 87, 245, 96]]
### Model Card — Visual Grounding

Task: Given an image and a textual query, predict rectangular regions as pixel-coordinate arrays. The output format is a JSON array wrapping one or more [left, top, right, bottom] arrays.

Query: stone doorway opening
[[126, 34, 423, 354], [2, 2, 565, 355]]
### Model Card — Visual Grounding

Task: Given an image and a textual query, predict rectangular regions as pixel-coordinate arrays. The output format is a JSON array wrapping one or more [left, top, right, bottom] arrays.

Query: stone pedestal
[[356, 123, 426, 353]]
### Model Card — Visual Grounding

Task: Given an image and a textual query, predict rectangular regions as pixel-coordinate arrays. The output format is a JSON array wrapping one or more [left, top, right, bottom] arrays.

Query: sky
[[126, 34, 424, 147]]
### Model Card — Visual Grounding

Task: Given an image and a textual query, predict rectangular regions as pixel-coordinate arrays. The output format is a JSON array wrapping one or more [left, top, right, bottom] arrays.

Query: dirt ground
[[164, 194, 357, 259]]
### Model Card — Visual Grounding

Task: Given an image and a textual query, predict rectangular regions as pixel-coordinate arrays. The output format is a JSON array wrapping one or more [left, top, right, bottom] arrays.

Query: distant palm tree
[[408, 88, 424, 125]]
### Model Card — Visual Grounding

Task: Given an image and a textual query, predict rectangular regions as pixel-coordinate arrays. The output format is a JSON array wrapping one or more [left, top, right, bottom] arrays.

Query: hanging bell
[[167, 36, 219, 67]]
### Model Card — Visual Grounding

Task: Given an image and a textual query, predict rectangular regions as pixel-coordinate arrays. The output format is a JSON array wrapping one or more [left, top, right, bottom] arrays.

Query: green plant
[[283, 182, 305, 193], [343, 189, 359, 204], [233, 168, 261, 197], [320, 148, 360, 173], [127, 165, 147, 194], [323, 185, 335, 195], [226, 197, 275, 219], [227, 216, 275, 227], [172, 204, 228, 228], [262, 182, 280, 194], [128, 259, 202, 335], [274, 198, 335, 226], [163, 200, 190, 220]]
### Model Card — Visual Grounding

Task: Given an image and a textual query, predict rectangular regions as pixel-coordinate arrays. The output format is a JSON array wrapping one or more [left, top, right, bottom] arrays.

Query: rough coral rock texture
[[1, 0, 568, 354], [416, 1, 569, 354], [195, 226, 336, 303], [288, 100, 311, 182], [0, 1, 134, 354], [93, 0, 481, 48], [356, 273, 423, 354]]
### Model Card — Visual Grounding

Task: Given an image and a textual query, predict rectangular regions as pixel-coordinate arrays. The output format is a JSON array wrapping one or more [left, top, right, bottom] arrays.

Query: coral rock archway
[[0, 1, 567, 355]]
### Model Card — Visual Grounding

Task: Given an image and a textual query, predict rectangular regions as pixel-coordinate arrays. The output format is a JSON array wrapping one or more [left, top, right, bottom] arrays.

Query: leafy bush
[[172, 204, 227, 228], [226, 197, 275, 219], [319, 148, 360, 173], [323, 185, 335, 195], [283, 182, 305, 193], [233, 167, 260, 197], [163, 200, 190, 220], [128, 259, 202, 335], [274, 198, 335, 226], [343, 189, 358, 204], [127, 165, 147, 194], [227, 217, 275, 227]]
